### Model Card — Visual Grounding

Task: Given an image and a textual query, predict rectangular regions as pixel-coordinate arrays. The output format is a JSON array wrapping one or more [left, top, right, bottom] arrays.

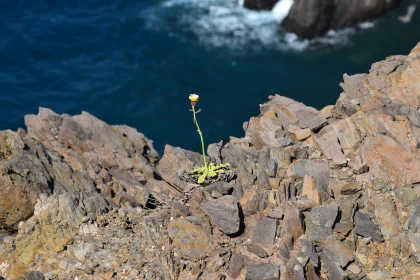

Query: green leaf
[[207, 169, 217, 177], [198, 173, 206, 184]]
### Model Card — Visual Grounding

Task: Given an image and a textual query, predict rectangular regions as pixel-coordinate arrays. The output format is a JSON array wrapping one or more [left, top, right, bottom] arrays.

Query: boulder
[[282, 0, 400, 38], [245, 263, 280, 280], [305, 204, 338, 242], [200, 195, 240, 235], [354, 211, 383, 242], [168, 217, 212, 259]]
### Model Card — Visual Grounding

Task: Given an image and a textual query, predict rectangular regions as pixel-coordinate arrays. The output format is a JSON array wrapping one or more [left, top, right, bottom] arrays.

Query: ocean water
[[0, 0, 419, 154]]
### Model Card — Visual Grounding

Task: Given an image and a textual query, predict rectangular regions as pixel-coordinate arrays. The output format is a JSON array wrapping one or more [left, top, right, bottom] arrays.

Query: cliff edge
[[1, 42, 420, 279]]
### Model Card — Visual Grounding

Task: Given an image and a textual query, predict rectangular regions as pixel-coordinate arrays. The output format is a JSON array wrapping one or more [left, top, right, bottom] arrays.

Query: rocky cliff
[[244, 0, 401, 38], [1, 43, 420, 279]]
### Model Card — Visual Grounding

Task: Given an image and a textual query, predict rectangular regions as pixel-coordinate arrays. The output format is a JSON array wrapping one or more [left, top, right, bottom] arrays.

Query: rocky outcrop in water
[[244, 0, 401, 38], [1, 43, 420, 279], [282, 0, 400, 38]]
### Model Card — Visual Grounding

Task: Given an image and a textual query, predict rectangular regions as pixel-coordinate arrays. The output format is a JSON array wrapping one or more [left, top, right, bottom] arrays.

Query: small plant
[[188, 94, 230, 184]]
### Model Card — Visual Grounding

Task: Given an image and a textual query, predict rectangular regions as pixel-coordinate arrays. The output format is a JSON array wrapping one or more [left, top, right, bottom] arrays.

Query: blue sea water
[[0, 0, 419, 154]]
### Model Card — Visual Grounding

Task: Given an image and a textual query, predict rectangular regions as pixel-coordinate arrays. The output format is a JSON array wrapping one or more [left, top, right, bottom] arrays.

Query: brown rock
[[168, 217, 212, 260], [332, 118, 361, 152], [288, 125, 311, 141], [240, 186, 266, 216], [340, 182, 362, 195], [200, 195, 240, 235], [315, 130, 347, 167], [287, 160, 330, 203], [321, 236, 354, 268], [281, 206, 304, 241], [362, 134, 413, 187], [302, 175, 321, 205], [156, 145, 204, 191]]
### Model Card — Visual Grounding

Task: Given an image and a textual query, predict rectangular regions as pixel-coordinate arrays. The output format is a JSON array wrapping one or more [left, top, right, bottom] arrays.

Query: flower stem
[[192, 105, 208, 170]]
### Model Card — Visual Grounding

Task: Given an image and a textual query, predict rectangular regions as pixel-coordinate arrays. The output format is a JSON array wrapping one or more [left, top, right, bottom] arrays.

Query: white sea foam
[[359, 21, 375, 29], [272, 0, 294, 22], [140, 0, 366, 53]]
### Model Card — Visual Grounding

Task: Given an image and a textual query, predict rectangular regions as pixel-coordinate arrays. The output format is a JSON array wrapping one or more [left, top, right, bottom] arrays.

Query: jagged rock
[[315, 130, 347, 167], [283, 0, 399, 38], [408, 233, 420, 263], [340, 182, 362, 195], [321, 236, 354, 268], [168, 217, 212, 259], [2, 40, 420, 280], [249, 216, 277, 252], [227, 253, 247, 278], [245, 263, 279, 280], [281, 206, 304, 241], [322, 256, 348, 280], [375, 198, 399, 240], [18, 271, 45, 280], [288, 125, 311, 141], [293, 235, 318, 267], [295, 112, 328, 131], [305, 204, 338, 242], [354, 211, 383, 242], [332, 118, 361, 152], [245, 243, 269, 258], [157, 145, 204, 191], [0, 193, 106, 278], [268, 207, 284, 219], [367, 271, 391, 280], [240, 186, 268, 216], [0, 131, 54, 229], [302, 175, 321, 205], [200, 195, 240, 235], [287, 160, 330, 203]]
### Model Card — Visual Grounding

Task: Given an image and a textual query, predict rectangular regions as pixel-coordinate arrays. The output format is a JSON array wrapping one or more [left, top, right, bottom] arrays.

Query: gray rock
[[245, 263, 280, 280], [202, 181, 233, 195], [305, 204, 338, 242], [227, 253, 247, 278], [18, 271, 45, 280], [200, 195, 240, 234], [354, 211, 384, 242], [246, 243, 268, 258], [251, 217, 277, 251], [268, 207, 284, 219], [295, 113, 328, 131], [287, 160, 330, 203], [322, 255, 349, 280]]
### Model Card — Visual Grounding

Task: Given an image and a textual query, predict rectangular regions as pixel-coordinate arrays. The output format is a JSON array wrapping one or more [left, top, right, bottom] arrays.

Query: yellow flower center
[[189, 94, 199, 102]]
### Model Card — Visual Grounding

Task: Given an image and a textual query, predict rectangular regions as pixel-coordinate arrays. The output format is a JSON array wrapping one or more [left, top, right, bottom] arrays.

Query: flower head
[[189, 94, 199, 103]]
